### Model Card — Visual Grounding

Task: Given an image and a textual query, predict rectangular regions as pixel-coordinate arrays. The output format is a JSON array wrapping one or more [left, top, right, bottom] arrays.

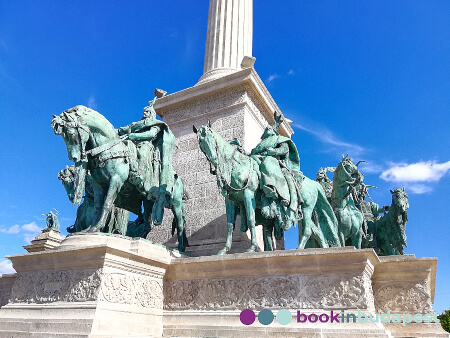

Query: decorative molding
[[164, 273, 371, 310], [0, 289, 11, 308], [100, 272, 163, 309], [374, 281, 433, 313], [9, 267, 163, 309], [10, 269, 102, 304]]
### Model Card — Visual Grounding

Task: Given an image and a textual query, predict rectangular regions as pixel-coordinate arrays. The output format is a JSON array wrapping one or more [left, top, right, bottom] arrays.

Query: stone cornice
[[154, 67, 294, 137]]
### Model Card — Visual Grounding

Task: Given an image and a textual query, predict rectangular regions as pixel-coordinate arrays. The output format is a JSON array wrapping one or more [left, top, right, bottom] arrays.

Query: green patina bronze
[[58, 165, 130, 235], [330, 155, 366, 249], [194, 113, 341, 254], [51, 98, 188, 251], [42, 209, 60, 231], [363, 187, 409, 255], [316, 158, 409, 255]]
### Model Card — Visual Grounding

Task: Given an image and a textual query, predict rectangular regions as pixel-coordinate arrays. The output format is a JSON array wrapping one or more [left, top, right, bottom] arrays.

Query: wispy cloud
[[292, 122, 365, 156], [380, 160, 450, 194], [265, 69, 296, 84], [0, 259, 15, 275], [21, 222, 41, 233], [87, 96, 97, 109], [0, 224, 20, 234], [0, 221, 42, 243], [380, 161, 450, 182], [266, 73, 280, 83]]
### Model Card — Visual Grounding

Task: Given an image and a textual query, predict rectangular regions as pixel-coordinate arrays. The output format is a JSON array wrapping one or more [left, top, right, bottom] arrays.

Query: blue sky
[[0, 1, 449, 312]]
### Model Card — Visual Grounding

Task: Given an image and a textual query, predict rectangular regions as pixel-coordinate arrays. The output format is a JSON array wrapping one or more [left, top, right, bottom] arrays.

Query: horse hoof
[[217, 248, 228, 255], [245, 245, 258, 253], [296, 245, 305, 250]]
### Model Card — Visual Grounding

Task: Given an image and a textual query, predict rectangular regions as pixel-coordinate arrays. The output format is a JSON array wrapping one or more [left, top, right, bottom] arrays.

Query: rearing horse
[[331, 154, 365, 248], [51, 105, 187, 251]]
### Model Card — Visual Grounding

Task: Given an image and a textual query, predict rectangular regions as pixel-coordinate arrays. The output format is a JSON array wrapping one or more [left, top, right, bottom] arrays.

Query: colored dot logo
[[240, 309, 256, 325], [240, 309, 293, 326], [276, 309, 293, 325], [258, 309, 274, 325]]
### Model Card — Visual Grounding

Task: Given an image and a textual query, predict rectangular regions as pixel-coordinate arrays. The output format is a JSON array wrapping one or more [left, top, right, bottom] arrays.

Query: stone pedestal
[[150, 67, 291, 256], [0, 234, 181, 338], [23, 228, 63, 253], [0, 235, 446, 337]]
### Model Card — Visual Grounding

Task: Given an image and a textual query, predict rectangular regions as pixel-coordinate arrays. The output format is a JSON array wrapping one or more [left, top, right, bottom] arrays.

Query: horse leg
[[172, 184, 186, 252], [351, 216, 363, 249], [263, 222, 274, 251], [297, 207, 312, 249], [217, 198, 237, 255], [142, 200, 153, 238], [243, 189, 258, 252], [89, 175, 124, 232]]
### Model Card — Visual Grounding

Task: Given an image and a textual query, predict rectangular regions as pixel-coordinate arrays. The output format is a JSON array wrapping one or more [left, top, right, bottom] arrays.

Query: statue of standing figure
[[42, 209, 60, 231]]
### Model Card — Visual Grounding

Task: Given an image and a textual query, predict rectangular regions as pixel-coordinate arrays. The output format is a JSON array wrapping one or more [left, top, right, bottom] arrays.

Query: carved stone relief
[[9, 268, 163, 309], [374, 281, 433, 313], [99, 272, 163, 309], [0, 289, 11, 308], [164, 273, 371, 310], [10, 268, 102, 304]]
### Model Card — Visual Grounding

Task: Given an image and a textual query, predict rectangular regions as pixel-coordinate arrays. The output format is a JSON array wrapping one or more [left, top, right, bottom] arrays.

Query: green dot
[[258, 309, 274, 325], [276, 309, 292, 325]]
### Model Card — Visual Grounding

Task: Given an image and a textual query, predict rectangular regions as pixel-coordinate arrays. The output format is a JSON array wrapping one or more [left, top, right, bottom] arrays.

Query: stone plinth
[[0, 234, 181, 338], [23, 228, 63, 253], [151, 67, 292, 256], [0, 235, 446, 337]]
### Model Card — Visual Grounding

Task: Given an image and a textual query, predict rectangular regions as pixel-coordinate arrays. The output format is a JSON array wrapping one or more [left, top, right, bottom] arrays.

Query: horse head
[[193, 120, 219, 168], [335, 155, 364, 187], [58, 165, 76, 203], [52, 106, 91, 163], [391, 187, 409, 213]]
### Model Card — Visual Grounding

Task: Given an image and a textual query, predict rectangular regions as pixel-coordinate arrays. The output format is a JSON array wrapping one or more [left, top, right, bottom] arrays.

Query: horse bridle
[[202, 130, 250, 193], [59, 114, 128, 166]]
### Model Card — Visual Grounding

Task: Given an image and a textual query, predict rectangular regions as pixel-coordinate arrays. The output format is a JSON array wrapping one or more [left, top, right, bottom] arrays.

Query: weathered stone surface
[[0, 236, 445, 337], [149, 69, 294, 256]]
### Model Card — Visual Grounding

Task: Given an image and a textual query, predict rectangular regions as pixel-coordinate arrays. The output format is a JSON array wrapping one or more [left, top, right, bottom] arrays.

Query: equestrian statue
[[194, 112, 341, 254], [51, 94, 188, 252]]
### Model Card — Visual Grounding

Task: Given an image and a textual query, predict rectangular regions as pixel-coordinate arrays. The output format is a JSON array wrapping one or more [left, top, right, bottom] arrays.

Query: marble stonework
[[150, 67, 292, 256], [0, 235, 447, 337]]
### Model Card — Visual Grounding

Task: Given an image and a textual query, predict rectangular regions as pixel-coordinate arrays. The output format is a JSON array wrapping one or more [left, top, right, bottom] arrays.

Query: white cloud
[[288, 69, 295, 76], [380, 160, 450, 195], [380, 161, 450, 183], [87, 96, 97, 109], [21, 221, 41, 233], [360, 161, 385, 174], [0, 259, 15, 275], [0, 224, 20, 234], [266, 74, 280, 83], [292, 122, 365, 156], [0, 221, 42, 243], [407, 184, 433, 194]]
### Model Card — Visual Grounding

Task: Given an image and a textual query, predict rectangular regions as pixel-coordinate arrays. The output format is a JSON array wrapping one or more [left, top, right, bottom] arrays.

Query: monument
[[0, 0, 447, 337]]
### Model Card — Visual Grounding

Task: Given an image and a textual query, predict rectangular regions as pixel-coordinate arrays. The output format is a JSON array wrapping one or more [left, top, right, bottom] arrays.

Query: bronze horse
[[52, 105, 187, 251]]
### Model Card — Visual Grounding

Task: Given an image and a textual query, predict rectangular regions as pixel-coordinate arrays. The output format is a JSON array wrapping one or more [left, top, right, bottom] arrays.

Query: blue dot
[[258, 309, 274, 325]]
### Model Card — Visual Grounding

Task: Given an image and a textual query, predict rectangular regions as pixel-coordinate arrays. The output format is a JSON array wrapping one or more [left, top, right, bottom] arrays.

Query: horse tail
[[314, 184, 341, 247]]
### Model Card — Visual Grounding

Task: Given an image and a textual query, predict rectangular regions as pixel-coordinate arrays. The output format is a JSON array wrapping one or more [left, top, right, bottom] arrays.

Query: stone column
[[200, 0, 253, 83]]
